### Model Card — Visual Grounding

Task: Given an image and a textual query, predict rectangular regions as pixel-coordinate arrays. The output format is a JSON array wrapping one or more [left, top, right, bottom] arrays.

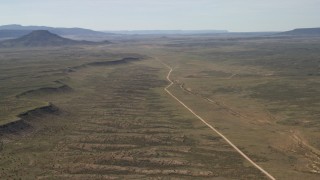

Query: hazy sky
[[0, 0, 319, 31]]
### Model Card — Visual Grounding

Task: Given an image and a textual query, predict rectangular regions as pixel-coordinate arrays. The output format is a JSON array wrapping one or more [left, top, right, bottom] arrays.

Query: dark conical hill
[[0, 30, 110, 47]]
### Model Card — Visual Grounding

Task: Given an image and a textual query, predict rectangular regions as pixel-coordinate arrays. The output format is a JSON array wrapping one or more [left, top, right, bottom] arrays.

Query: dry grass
[[1, 35, 320, 179], [0, 47, 266, 179]]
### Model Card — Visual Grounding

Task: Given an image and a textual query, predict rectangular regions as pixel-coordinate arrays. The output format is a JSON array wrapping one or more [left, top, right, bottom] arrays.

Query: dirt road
[[159, 59, 276, 180]]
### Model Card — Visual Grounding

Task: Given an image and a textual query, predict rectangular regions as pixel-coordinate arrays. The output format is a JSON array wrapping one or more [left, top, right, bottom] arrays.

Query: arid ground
[[1, 35, 320, 179]]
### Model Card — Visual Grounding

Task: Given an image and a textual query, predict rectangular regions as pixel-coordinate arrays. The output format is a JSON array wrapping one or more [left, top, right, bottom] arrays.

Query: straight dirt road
[[158, 58, 276, 180]]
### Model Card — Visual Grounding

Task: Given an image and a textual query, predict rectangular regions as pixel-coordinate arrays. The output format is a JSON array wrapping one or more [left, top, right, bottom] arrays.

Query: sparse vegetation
[[0, 34, 319, 179]]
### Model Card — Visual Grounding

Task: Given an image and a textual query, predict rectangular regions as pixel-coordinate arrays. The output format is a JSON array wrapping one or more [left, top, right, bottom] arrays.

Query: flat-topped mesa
[[278, 28, 320, 36]]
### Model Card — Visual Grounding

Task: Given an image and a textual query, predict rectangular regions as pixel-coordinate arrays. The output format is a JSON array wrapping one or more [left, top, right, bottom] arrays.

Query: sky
[[0, 0, 319, 32]]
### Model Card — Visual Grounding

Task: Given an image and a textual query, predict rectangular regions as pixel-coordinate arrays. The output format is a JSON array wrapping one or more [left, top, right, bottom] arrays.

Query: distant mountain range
[[277, 28, 320, 36], [103, 30, 228, 35], [1, 24, 320, 40], [0, 30, 110, 48], [0, 24, 112, 39], [0, 25, 230, 39]]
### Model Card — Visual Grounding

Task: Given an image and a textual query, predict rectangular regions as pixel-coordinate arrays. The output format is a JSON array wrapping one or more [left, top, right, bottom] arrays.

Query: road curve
[[158, 59, 276, 180]]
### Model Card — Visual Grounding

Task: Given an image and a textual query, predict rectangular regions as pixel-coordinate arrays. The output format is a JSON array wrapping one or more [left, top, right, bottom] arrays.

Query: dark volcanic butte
[[0, 30, 110, 47]]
